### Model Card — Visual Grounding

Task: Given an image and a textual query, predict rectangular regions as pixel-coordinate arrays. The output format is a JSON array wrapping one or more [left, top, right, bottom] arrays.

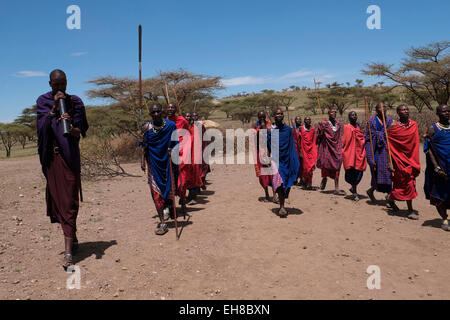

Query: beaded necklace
[[152, 119, 166, 133], [328, 120, 338, 132], [437, 122, 450, 130]]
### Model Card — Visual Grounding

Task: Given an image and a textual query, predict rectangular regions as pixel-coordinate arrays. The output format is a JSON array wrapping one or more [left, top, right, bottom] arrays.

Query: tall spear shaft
[[314, 78, 323, 115], [380, 107, 394, 176], [364, 96, 376, 171], [139, 25, 143, 130]]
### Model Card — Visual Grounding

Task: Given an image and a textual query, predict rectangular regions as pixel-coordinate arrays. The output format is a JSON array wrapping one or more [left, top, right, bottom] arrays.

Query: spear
[[364, 96, 376, 171], [139, 25, 143, 132], [139, 25, 160, 225], [168, 149, 180, 240]]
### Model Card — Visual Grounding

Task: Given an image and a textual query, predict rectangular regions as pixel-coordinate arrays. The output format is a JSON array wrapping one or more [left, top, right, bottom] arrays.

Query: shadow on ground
[[422, 218, 443, 229], [270, 207, 304, 217], [73, 240, 118, 263]]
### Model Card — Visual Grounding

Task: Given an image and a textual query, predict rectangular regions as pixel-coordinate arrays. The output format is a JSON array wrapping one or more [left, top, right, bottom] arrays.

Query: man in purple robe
[[36, 69, 89, 269]]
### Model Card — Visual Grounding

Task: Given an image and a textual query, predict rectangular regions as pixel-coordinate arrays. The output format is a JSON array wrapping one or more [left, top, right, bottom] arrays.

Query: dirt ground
[[0, 150, 449, 300]]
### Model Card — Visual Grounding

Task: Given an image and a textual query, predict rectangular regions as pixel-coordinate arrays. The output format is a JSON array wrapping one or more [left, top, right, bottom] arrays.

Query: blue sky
[[1, 0, 449, 122]]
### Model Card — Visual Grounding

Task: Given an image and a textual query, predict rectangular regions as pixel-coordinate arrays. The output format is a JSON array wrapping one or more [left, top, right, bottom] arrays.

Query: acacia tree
[[159, 69, 223, 114], [14, 105, 37, 142], [321, 82, 354, 115], [363, 41, 450, 110], [0, 124, 20, 157], [86, 76, 162, 139]]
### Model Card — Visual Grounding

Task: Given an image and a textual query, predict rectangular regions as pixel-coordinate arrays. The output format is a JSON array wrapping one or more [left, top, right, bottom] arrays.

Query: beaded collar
[[328, 120, 338, 132], [151, 119, 166, 133], [437, 122, 450, 130]]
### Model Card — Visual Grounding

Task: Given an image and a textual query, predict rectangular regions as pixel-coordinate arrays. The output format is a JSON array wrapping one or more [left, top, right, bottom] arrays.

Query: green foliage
[[363, 41, 450, 110], [0, 123, 25, 157]]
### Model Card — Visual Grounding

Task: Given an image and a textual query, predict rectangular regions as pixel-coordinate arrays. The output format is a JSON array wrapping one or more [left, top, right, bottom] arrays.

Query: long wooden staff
[[364, 96, 376, 171], [380, 108, 394, 176], [168, 149, 180, 240], [314, 78, 323, 115], [139, 25, 159, 221], [164, 82, 171, 106], [139, 25, 143, 133], [171, 87, 182, 115]]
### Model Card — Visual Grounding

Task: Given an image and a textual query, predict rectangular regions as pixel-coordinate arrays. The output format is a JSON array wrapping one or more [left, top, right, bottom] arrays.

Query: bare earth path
[[0, 152, 449, 300]]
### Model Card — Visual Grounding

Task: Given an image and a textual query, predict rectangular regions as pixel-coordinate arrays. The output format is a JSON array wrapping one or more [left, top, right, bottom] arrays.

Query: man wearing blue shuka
[[141, 103, 179, 235], [268, 108, 300, 217]]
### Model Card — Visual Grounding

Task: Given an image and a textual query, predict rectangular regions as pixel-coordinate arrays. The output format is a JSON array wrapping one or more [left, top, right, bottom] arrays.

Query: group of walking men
[[252, 104, 450, 232], [36, 70, 449, 270]]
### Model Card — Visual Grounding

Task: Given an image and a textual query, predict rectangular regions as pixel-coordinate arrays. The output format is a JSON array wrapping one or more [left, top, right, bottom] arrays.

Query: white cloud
[[70, 51, 88, 56], [222, 69, 335, 87], [13, 71, 47, 78], [280, 69, 313, 79], [222, 76, 267, 86]]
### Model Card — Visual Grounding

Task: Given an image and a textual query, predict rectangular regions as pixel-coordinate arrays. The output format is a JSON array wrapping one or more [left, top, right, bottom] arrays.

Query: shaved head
[[49, 69, 66, 81], [437, 104, 449, 113]]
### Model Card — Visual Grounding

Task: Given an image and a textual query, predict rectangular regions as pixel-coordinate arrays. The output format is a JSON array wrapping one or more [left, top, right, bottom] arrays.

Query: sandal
[[273, 194, 279, 204], [407, 211, 419, 220], [441, 220, 449, 231], [63, 253, 73, 271], [387, 199, 400, 212], [278, 207, 288, 217], [155, 223, 168, 236]]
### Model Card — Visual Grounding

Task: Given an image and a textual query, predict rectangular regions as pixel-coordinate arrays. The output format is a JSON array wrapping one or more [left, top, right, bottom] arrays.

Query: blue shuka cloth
[[364, 116, 393, 193], [268, 123, 300, 192], [424, 123, 450, 202], [144, 120, 179, 201]]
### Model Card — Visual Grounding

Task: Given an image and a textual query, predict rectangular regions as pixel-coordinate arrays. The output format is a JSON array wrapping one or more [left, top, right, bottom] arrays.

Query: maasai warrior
[[185, 112, 204, 201], [342, 111, 367, 201], [192, 112, 210, 190], [386, 105, 420, 218], [268, 108, 300, 217], [166, 103, 191, 209], [424, 105, 450, 231], [252, 111, 274, 202], [365, 103, 394, 202], [141, 103, 179, 235], [316, 108, 345, 195], [36, 70, 89, 269], [300, 116, 317, 190], [292, 116, 303, 186]]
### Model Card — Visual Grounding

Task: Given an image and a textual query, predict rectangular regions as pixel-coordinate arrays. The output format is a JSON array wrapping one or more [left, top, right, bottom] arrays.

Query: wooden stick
[[314, 78, 323, 115], [171, 86, 182, 115], [139, 25, 143, 130], [380, 107, 394, 176], [364, 96, 376, 171], [164, 82, 171, 106], [168, 149, 180, 240]]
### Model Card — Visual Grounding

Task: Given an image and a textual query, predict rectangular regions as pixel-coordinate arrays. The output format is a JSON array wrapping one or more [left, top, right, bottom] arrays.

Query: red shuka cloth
[[253, 121, 272, 189], [168, 115, 192, 198], [300, 126, 317, 176], [46, 153, 79, 238], [388, 120, 420, 201], [187, 124, 204, 189], [342, 124, 367, 171]]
